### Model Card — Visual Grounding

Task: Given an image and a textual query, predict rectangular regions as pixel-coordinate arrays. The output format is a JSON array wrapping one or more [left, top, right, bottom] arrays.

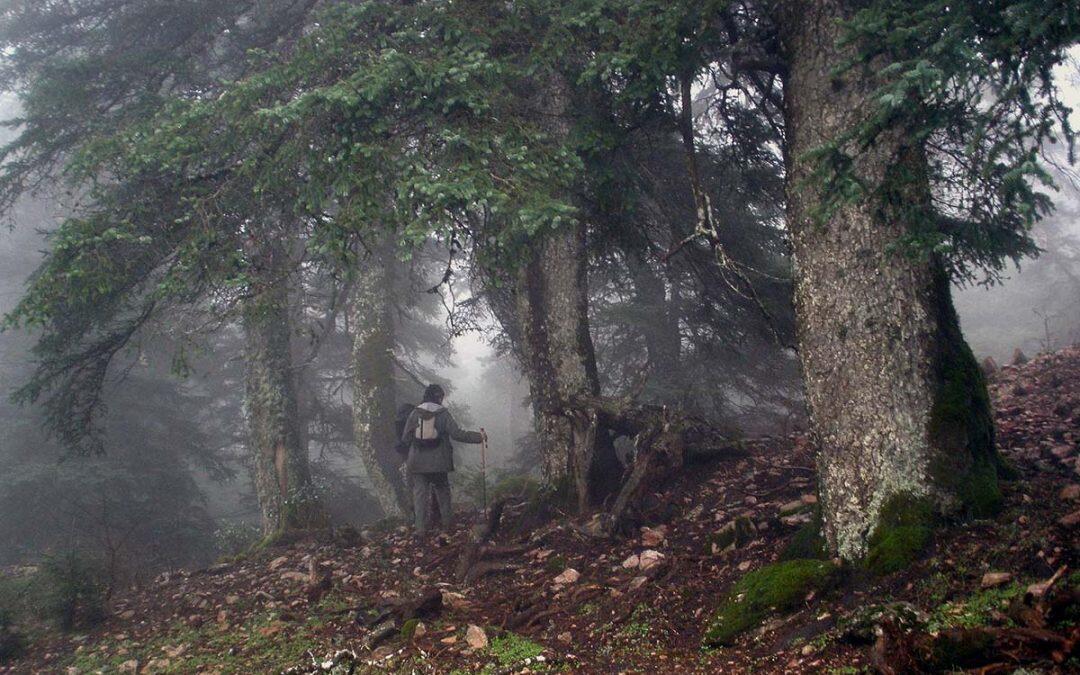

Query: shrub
[[0, 607, 25, 662], [213, 521, 262, 558], [38, 551, 108, 631]]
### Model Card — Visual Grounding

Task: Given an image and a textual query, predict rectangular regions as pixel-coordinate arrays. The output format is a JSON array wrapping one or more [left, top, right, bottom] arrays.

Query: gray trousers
[[412, 472, 451, 533]]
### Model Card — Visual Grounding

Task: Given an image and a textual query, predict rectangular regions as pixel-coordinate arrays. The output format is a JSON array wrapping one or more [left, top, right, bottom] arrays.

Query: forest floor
[[3, 348, 1080, 674]]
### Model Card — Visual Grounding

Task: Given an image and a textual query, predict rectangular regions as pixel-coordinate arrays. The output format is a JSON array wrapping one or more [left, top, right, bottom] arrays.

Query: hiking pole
[[480, 427, 488, 514]]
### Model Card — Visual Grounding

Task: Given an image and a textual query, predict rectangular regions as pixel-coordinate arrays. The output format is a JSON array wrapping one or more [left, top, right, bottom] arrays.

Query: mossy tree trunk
[[349, 243, 412, 519], [243, 238, 324, 535], [780, 0, 999, 562]]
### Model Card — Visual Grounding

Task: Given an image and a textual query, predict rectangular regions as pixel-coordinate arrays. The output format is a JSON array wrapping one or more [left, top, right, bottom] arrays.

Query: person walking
[[399, 384, 485, 535]]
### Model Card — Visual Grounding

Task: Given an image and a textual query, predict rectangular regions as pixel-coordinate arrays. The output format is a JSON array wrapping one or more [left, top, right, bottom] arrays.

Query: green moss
[[928, 328, 1002, 518], [957, 457, 1003, 518], [781, 511, 827, 561], [926, 582, 1025, 633], [862, 493, 934, 575], [488, 632, 545, 666], [702, 559, 842, 647], [400, 618, 420, 640]]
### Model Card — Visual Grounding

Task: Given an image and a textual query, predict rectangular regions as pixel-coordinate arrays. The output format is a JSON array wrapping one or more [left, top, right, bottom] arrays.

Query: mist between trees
[[0, 0, 1076, 594]]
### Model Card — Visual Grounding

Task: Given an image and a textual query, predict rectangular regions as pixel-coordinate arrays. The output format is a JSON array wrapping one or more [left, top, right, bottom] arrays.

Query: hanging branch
[[665, 71, 783, 345]]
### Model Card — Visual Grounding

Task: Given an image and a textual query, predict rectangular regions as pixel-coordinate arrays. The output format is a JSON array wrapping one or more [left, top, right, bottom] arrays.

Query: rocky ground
[[2, 348, 1080, 674]]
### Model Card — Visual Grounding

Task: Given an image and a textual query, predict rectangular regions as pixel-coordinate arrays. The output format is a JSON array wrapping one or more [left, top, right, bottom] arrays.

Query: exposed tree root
[[872, 566, 1080, 673], [455, 500, 509, 585], [570, 394, 741, 534]]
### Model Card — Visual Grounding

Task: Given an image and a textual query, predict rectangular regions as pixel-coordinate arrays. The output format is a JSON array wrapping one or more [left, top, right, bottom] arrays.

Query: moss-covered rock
[[702, 559, 842, 647], [862, 493, 934, 575]]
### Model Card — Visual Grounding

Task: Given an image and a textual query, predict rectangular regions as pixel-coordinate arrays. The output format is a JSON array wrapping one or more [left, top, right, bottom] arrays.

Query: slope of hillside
[[3, 349, 1080, 674]]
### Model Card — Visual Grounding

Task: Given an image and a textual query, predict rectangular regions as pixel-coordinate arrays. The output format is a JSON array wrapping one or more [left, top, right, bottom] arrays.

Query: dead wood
[[872, 618, 1079, 673], [355, 588, 443, 630], [455, 499, 510, 584], [567, 394, 745, 533]]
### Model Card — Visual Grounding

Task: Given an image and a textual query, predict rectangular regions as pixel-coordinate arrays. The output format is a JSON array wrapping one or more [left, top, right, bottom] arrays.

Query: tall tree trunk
[[781, 0, 999, 561], [509, 73, 622, 511], [625, 252, 682, 404], [350, 246, 412, 518], [243, 239, 324, 535]]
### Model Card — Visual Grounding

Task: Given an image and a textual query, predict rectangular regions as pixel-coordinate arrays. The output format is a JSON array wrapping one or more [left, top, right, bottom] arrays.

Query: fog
[[1, 61, 1078, 582]]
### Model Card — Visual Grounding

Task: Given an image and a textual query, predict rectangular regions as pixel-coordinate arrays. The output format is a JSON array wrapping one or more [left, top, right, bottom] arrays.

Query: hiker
[[399, 383, 485, 535]]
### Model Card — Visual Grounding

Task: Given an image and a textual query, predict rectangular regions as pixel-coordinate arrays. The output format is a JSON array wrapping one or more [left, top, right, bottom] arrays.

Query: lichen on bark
[[349, 241, 412, 519], [780, 0, 1001, 562], [242, 237, 324, 535]]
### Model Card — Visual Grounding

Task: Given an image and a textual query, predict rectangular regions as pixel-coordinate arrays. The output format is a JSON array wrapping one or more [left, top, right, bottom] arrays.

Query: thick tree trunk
[[243, 240, 323, 535], [350, 246, 412, 519], [507, 72, 620, 510], [781, 0, 998, 561], [515, 220, 606, 509]]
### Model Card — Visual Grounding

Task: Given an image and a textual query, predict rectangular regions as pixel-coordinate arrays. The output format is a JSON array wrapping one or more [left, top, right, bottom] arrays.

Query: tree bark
[[507, 72, 621, 510], [780, 0, 998, 561], [243, 238, 323, 535], [350, 245, 412, 519]]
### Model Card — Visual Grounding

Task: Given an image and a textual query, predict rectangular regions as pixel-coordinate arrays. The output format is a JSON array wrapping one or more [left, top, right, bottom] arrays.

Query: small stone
[[440, 636, 458, 645], [557, 631, 573, 643], [119, 609, 136, 620], [1051, 445, 1074, 460], [413, 621, 427, 638], [640, 525, 667, 548], [1058, 509, 1080, 527], [629, 576, 648, 591], [621, 554, 640, 569], [638, 550, 665, 572], [466, 624, 488, 650], [441, 590, 470, 610], [980, 572, 1012, 589], [269, 556, 290, 570], [554, 568, 580, 586], [737, 560, 752, 572], [779, 499, 807, 516], [1059, 484, 1080, 501], [780, 512, 813, 527], [118, 660, 139, 674]]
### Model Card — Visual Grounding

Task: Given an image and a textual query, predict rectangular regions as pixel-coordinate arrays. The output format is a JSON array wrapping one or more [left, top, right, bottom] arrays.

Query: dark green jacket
[[400, 402, 482, 474]]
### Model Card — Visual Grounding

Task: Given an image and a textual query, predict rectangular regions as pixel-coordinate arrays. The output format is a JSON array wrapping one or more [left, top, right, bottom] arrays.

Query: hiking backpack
[[414, 412, 441, 449]]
